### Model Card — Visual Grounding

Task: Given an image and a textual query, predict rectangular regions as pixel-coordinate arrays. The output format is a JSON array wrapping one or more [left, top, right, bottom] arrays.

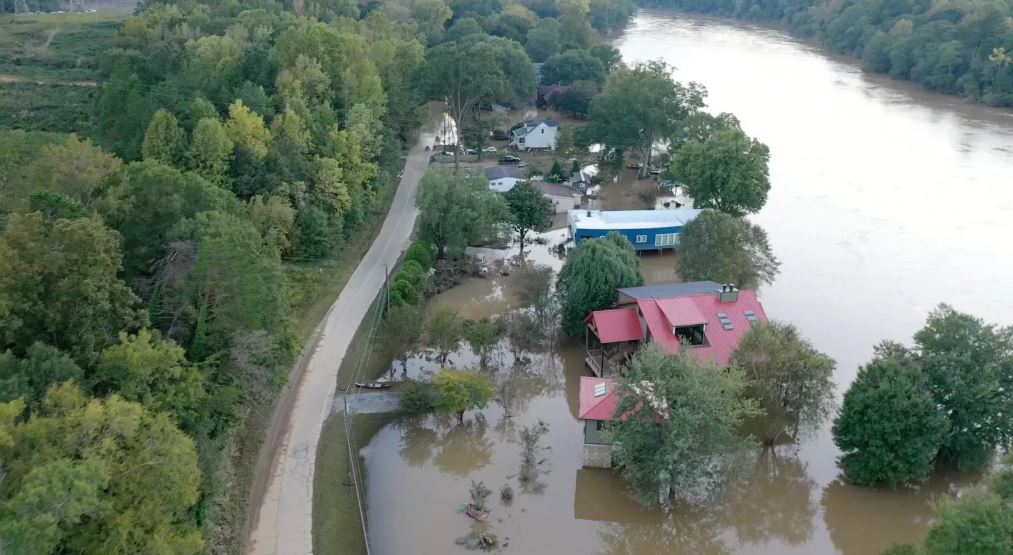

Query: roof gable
[[578, 376, 618, 420], [585, 308, 644, 343]]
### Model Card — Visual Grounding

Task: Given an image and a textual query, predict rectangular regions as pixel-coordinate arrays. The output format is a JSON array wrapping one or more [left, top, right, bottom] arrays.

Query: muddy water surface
[[363, 11, 1013, 555]]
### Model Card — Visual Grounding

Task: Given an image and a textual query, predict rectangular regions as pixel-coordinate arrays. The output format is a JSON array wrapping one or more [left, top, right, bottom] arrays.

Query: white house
[[509, 118, 559, 151], [536, 181, 582, 213], [485, 166, 524, 193]]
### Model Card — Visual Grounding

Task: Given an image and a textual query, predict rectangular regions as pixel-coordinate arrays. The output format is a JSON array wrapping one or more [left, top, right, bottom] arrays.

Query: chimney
[[718, 284, 739, 303]]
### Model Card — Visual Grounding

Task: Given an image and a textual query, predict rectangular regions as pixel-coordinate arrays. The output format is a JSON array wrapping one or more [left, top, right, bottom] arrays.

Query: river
[[360, 11, 1013, 555]]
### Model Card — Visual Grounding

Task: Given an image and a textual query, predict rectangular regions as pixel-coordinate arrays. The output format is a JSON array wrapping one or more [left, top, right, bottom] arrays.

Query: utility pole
[[383, 263, 390, 315], [13, 0, 31, 17]]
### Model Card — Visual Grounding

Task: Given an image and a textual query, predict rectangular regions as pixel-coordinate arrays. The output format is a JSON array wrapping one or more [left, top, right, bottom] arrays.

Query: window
[[596, 420, 607, 431], [519, 138, 525, 144], [635, 234, 647, 243], [674, 324, 707, 346], [541, 128, 545, 133], [654, 232, 681, 247]]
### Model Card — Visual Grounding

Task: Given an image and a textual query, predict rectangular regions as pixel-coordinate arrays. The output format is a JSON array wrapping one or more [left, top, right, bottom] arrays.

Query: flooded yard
[[358, 10, 1013, 555]]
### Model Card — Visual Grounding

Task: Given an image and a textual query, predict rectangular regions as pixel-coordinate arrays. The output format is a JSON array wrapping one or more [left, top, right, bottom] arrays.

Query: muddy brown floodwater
[[361, 10, 1013, 555]]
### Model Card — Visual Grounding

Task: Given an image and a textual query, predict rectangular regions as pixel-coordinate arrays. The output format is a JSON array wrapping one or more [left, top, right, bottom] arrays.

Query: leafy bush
[[399, 381, 436, 416], [405, 239, 435, 269]]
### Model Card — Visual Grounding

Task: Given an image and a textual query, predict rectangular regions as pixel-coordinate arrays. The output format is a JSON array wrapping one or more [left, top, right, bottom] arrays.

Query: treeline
[[0, 0, 635, 553], [638, 0, 1013, 106]]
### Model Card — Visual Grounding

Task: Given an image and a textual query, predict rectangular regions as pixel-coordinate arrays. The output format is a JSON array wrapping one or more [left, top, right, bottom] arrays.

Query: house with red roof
[[582, 281, 767, 376], [577, 281, 768, 467]]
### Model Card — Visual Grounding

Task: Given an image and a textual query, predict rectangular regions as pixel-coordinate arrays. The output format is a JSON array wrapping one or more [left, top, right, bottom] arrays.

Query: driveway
[[245, 115, 437, 555]]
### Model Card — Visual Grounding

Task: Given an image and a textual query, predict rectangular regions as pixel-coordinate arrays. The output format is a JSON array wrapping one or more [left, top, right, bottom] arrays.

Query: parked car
[[482, 146, 497, 153], [498, 155, 521, 164], [648, 167, 663, 175], [627, 162, 643, 170], [464, 148, 478, 155]]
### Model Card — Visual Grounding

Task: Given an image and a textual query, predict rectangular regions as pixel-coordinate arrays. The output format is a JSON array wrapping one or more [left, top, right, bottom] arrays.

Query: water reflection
[[726, 447, 815, 546]]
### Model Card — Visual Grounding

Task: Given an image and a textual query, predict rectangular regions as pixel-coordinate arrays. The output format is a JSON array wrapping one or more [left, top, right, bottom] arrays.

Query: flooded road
[[360, 11, 1013, 555]]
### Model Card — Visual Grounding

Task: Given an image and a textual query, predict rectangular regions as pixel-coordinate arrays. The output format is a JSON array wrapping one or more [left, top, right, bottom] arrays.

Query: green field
[[0, 12, 119, 133]]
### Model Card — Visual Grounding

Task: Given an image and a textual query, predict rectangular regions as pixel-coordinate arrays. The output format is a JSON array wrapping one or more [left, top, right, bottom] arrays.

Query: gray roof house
[[485, 166, 525, 193], [509, 118, 559, 151]]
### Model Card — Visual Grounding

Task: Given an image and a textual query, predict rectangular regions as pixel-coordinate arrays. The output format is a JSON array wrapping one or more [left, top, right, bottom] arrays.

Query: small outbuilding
[[485, 166, 524, 193], [578, 376, 618, 468], [567, 208, 702, 251]]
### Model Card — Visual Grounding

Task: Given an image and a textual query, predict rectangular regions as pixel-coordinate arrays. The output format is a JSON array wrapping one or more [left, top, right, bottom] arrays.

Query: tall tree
[[673, 127, 771, 216], [913, 304, 1013, 469], [832, 346, 950, 486], [677, 210, 780, 290], [431, 369, 495, 423], [141, 109, 187, 167], [427, 307, 465, 364], [0, 383, 202, 554], [557, 231, 643, 338], [732, 321, 836, 445], [0, 343, 82, 411], [586, 61, 705, 175], [0, 213, 146, 365], [422, 42, 506, 168], [382, 303, 424, 376], [415, 169, 508, 259], [611, 346, 760, 505], [187, 118, 234, 187], [505, 181, 553, 254], [540, 48, 607, 85]]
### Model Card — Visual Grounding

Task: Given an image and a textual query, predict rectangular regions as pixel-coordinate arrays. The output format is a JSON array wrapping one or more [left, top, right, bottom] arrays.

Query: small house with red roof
[[578, 376, 618, 468]]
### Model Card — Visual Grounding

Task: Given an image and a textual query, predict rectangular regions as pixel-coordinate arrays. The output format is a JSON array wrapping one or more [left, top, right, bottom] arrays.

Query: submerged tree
[[557, 231, 643, 338], [678, 210, 780, 290], [432, 369, 495, 423], [832, 346, 950, 486], [611, 346, 760, 506], [427, 307, 465, 364], [732, 321, 836, 445], [673, 127, 771, 216]]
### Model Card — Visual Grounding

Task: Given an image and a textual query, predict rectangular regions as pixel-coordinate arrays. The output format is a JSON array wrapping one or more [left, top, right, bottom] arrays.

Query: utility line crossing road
[[246, 121, 436, 555]]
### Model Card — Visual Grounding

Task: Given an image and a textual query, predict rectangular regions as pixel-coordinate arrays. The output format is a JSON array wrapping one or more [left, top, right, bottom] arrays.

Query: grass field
[[0, 12, 119, 133]]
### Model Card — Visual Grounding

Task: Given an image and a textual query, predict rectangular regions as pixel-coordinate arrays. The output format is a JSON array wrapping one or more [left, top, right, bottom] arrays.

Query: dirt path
[[0, 74, 97, 87], [244, 112, 438, 555]]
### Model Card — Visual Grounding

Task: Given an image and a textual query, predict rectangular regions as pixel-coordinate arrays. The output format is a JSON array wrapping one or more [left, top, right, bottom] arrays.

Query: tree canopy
[[557, 231, 643, 338], [677, 210, 780, 290], [505, 181, 553, 254], [611, 346, 760, 506], [415, 168, 508, 259], [673, 127, 771, 216], [431, 368, 495, 423]]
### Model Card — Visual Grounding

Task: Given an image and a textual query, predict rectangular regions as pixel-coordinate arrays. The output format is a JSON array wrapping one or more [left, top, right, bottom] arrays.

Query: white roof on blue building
[[568, 208, 702, 231]]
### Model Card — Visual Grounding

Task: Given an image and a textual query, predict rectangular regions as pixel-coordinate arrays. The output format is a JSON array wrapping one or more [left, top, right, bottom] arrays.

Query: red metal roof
[[636, 290, 768, 367], [578, 376, 618, 420], [656, 297, 708, 327], [586, 308, 645, 343]]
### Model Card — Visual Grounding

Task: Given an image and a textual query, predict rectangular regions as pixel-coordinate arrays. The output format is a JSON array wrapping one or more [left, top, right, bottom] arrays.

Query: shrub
[[390, 278, 420, 306], [397, 260, 426, 291], [405, 239, 435, 269], [399, 381, 435, 415]]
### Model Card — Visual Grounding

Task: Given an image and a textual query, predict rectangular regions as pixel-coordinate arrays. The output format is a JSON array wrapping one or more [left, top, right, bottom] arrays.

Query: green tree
[[549, 79, 598, 116], [0, 213, 146, 365], [405, 239, 435, 268], [541, 48, 607, 85], [102, 160, 237, 277], [410, 0, 452, 45], [673, 128, 771, 216], [505, 181, 553, 254], [94, 329, 206, 430], [611, 346, 760, 506], [678, 210, 780, 290], [187, 117, 234, 186], [13, 134, 125, 210], [732, 321, 836, 445], [586, 61, 705, 175], [0, 383, 202, 554], [224, 100, 271, 159], [557, 231, 643, 338], [923, 489, 1013, 554], [832, 347, 950, 486], [913, 305, 1013, 469], [428, 307, 465, 364], [525, 22, 562, 62], [422, 41, 506, 168], [431, 368, 495, 423], [465, 319, 500, 368], [382, 304, 424, 375], [415, 168, 508, 259], [0, 343, 82, 411], [141, 109, 186, 167]]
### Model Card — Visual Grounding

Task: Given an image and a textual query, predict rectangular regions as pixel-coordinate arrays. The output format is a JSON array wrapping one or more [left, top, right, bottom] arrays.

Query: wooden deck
[[585, 349, 604, 376]]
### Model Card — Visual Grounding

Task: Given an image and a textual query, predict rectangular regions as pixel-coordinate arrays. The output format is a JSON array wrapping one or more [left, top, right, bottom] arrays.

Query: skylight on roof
[[744, 309, 759, 326], [717, 312, 733, 331], [593, 382, 607, 397]]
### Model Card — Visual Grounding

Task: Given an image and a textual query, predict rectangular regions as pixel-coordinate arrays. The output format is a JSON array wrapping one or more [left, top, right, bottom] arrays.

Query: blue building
[[567, 208, 703, 251]]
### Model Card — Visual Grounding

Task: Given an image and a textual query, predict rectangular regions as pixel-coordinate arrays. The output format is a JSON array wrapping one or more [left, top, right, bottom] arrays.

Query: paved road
[[246, 118, 436, 555]]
